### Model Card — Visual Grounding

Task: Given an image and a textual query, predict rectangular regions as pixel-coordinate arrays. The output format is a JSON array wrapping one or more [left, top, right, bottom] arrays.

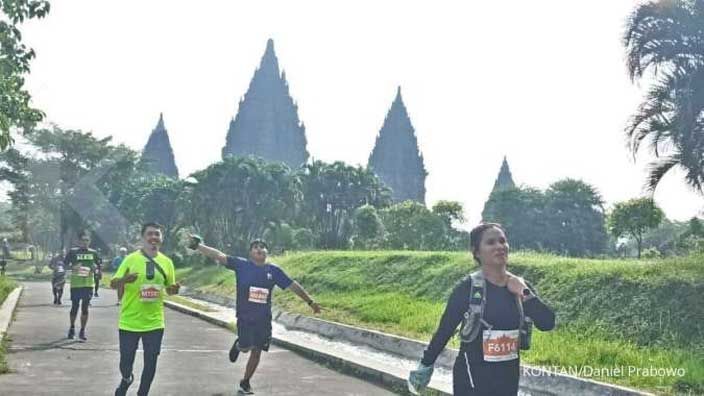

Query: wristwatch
[[521, 288, 534, 301]]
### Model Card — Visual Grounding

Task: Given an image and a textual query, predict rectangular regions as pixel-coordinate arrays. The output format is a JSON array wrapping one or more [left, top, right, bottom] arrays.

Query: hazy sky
[[16, 0, 702, 225]]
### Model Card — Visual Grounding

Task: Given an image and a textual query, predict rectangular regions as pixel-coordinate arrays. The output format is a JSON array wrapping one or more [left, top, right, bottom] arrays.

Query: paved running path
[[0, 282, 396, 395]]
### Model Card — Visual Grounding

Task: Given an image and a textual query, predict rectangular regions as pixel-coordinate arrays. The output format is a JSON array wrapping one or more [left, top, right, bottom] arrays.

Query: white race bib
[[140, 284, 162, 302], [248, 286, 269, 304], [482, 329, 519, 362], [56, 265, 65, 273], [77, 266, 91, 277]]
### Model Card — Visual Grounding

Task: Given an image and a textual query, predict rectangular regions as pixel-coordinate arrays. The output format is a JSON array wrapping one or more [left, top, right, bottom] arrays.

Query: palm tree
[[623, 0, 704, 192]]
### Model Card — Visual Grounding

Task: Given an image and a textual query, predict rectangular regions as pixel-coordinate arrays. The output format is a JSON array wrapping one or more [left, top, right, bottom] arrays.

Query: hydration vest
[[459, 270, 533, 350]]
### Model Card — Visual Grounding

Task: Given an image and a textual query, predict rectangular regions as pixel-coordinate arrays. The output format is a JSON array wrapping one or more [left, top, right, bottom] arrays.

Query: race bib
[[248, 286, 269, 304], [140, 284, 162, 302], [482, 329, 519, 362], [77, 266, 91, 277], [56, 265, 65, 273]]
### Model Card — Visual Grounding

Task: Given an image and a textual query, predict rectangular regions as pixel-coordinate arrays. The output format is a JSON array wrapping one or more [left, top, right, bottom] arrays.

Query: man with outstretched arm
[[188, 235, 321, 395]]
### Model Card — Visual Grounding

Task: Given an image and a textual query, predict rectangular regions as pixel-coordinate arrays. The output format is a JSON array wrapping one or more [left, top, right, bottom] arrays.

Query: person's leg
[[79, 289, 91, 340], [57, 283, 64, 304], [136, 329, 164, 396], [68, 289, 79, 338], [94, 277, 100, 297], [243, 349, 262, 381], [116, 330, 140, 396]]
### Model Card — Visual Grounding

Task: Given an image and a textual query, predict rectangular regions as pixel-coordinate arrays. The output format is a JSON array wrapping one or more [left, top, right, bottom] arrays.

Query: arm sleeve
[[272, 266, 293, 289], [524, 282, 555, 331], [421, 281, 469, 366], [64, 250, 74, 267], [224, 256, 246, 272]]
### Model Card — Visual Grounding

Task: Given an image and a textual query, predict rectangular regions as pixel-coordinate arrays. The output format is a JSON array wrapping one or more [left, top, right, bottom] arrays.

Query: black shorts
[[237, 318, 272, 352], [70, 287, 93, 304]]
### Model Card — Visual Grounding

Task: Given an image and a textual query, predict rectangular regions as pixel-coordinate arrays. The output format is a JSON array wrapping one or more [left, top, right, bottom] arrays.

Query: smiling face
[[249, 241, 268, 264], [142, 226, 163, 250], [474, 226, 509, 268]]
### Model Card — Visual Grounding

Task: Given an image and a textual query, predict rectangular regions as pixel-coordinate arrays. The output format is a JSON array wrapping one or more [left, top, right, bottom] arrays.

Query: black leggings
[[119, 329, 164, 396], [452, 352, 520, 396], [52, 280, 64, 301]]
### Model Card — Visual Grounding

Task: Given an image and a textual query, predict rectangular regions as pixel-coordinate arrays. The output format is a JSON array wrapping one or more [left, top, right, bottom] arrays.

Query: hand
[[408, 362, 434, 395], [506, 275, 528, 297], [187, 234, 202, 250], [309, 301, 321, 314], [123, 272, 139, 284], [166, 282, 181, 295]]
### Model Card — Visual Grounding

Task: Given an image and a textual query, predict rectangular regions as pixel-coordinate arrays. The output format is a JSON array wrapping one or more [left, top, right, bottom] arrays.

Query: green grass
[[172, 251, 704, 395], [165, 295, 216, 312], [0, 335, 9, 374], [0, 276, 17, 306]]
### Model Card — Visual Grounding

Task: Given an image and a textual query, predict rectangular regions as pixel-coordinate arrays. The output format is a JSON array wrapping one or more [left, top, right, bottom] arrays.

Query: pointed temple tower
[[222, 39, 309, 168], [368, 87, 427, 203], [141, 113, 179, 178]]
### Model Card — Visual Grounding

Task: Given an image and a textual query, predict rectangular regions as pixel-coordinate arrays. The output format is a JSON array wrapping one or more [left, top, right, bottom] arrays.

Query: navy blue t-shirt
[[225, 256, 293, 321]]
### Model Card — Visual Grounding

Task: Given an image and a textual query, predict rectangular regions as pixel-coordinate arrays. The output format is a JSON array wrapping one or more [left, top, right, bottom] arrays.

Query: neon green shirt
[[115, 250, 175, 332], [65, 247, 101, 289]]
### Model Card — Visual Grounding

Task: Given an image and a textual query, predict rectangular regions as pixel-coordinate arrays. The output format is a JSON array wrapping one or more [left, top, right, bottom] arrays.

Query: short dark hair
[[249, 239, 269, 251], [78, 230, 91, 239], [469, 222, 507, 263], [141, 222, 164, 235]]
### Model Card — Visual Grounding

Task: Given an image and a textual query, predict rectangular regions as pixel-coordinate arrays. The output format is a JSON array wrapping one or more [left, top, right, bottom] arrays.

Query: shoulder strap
[[141, 251, 169, 286], [506, 271, 525, 325]]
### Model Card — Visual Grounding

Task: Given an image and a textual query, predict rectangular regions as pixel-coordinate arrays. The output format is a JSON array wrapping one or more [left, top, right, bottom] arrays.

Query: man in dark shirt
[[188, 236, 321, 395]]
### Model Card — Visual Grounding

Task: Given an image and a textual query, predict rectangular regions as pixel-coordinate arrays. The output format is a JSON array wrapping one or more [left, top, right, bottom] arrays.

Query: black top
[[421, 276, 555, 365]]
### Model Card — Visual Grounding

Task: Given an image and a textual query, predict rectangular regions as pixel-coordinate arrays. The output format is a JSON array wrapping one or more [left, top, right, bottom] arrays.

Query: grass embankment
[[168, 252, 704, 394], [0, 275, 18, 375]]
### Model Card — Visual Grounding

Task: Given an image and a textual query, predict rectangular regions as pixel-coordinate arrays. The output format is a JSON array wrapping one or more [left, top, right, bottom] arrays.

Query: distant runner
[[48, 250, 66, 305], [65, 230, 102, 342]]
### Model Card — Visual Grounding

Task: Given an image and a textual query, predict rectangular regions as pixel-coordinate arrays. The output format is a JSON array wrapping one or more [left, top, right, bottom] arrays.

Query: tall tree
[[0, 0, 50, 150], [222, 39, 309, 168], [608, 197, 665, 258], [297, 160, 392, 249], [482, 187, 547, 251], [186, 156, 302, 255], [380, 201, 447, 250], [0, 147, 31, 240], [624, 0, 704, 192], [368, 87, 427, 203], [26, 126, 140, 249], [141, 113, 179, 178], [544, 179, 608, 256]]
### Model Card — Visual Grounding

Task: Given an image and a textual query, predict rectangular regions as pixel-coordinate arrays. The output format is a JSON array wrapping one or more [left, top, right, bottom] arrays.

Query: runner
[[48, 250, 66, 305], [110, 223, 180, 396], [93, 259, 103, 298], [111, 247, 128, 305], [64, 230, 102, 341], [188, 235, 321, 395], [0, 238, 9, 276], [407, 223, 555, 396]]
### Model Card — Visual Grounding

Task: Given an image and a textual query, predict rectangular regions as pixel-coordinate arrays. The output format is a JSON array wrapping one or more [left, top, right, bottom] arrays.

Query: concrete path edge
[[164, 299, 433, 395], [0, 286, 23, 338]]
